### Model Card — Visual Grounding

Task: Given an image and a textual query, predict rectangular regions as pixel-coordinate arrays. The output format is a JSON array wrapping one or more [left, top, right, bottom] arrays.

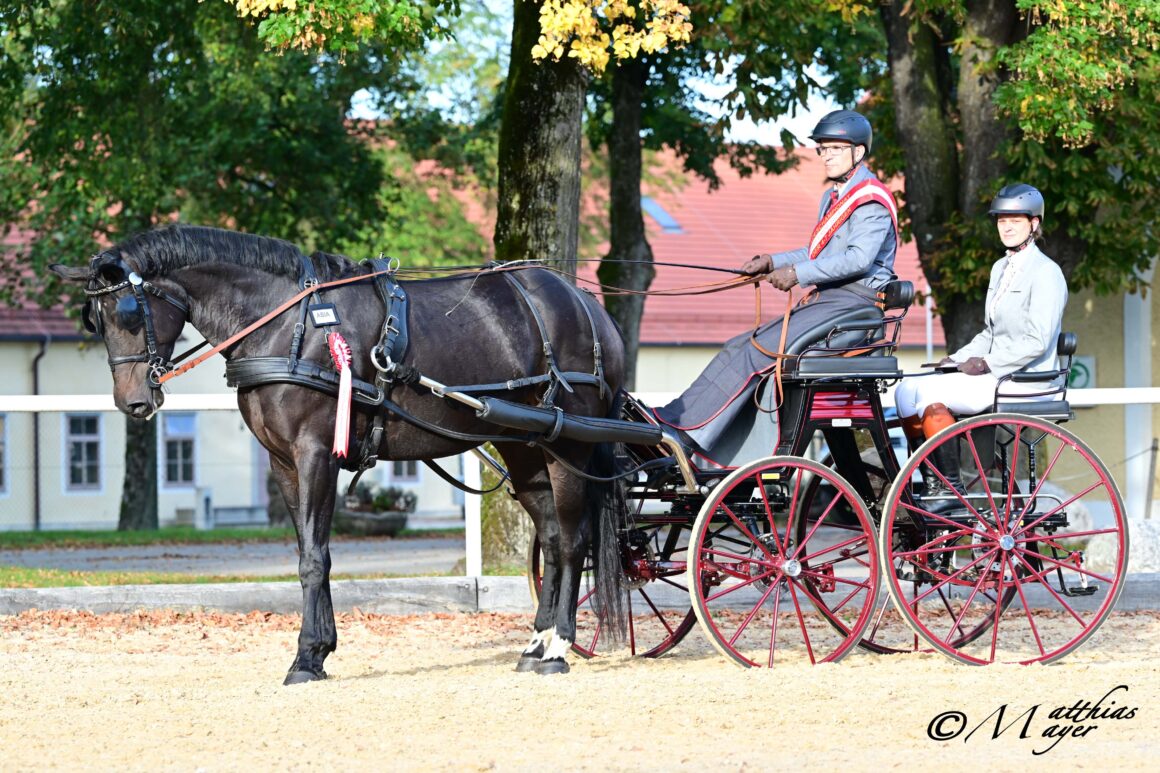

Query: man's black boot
[[919, 439, 967, 516]]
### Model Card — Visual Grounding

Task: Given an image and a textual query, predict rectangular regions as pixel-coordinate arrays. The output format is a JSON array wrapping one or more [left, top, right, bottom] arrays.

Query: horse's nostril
[[127, 402, 151, 419]]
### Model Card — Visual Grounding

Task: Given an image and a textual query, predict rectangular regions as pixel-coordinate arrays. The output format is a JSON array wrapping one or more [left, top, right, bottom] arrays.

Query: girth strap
[[501, 270, 573, 404]]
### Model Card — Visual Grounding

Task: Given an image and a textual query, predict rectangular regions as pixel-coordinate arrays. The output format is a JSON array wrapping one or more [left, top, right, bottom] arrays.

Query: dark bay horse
[[51, 225, 628, 683]]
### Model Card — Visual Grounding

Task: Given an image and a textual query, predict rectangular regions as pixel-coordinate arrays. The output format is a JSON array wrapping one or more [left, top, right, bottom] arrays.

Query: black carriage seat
[[992, 332, 1076, 421], [784, 280, 915, 379]]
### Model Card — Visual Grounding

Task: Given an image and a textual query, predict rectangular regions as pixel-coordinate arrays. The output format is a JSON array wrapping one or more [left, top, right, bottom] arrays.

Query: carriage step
[[1063, 585, 1098, 597]]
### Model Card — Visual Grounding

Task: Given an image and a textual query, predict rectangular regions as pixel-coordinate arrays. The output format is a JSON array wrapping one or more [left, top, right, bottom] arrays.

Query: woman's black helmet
[[989, 183, 1045, 221], [810, 109, 872, 153]]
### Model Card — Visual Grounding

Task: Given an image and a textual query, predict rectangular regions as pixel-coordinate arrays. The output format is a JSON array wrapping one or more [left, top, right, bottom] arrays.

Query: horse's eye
[[115, 295, 143, 332]]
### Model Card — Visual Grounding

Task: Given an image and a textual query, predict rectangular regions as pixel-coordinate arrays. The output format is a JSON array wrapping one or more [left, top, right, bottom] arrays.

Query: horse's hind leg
[[500, 447, 566, 673], [273, 450, 340, 685]]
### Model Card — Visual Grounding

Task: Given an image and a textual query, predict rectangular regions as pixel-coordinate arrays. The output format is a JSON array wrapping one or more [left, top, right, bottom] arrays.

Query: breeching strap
[[156, 268, 396, 385]]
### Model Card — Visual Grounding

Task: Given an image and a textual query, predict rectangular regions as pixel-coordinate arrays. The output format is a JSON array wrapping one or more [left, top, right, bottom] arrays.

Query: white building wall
[[1, 323, 465, 531]]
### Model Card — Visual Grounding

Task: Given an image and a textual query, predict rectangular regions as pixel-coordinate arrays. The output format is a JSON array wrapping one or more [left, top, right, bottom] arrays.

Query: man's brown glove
[[958, 357, 991, 376], [766, 265, 798, 291], [740, 254, 772, 275]]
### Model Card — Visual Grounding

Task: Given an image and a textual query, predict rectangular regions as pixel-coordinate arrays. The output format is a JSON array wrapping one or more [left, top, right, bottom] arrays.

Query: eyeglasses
[[815, 144, 851, 157]]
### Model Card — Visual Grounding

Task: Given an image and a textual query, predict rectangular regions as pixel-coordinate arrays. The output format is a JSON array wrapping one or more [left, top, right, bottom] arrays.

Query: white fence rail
[[3, 389, 1159, 579]]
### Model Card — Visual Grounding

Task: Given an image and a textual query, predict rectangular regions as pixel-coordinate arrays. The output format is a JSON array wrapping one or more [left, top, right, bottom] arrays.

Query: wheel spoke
[[787, 578, 817, 665], [1015, 480, 1104, 535], [1009, 551, 1088, 627], [911, 547, 999, 605], [727, 580, 779, 648], [637, 589, 677, 637], [965, 429, 1000, 523], [1008, 553, 1047, 658], [1004, 424, 1023, 524], [720, 503, 779, 564], [767, 581, 783, 668], [1019, 545, 1117, 585], [898, 500, 995, 540], [798, 532, 869, 563]]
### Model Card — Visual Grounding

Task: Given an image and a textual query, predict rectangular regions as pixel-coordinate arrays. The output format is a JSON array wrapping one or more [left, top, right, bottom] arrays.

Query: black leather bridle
[[83, 270, 191, 388]]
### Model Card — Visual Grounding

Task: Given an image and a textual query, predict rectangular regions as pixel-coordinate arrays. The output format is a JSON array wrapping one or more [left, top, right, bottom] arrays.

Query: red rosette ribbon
[[327, 332, 353, 458]]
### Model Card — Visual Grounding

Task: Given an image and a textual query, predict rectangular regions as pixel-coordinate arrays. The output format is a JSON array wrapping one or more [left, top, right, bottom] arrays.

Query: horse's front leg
[[537, 466, 592, 676], [500, 448, 563, 673], [281, 448, 340, 685]]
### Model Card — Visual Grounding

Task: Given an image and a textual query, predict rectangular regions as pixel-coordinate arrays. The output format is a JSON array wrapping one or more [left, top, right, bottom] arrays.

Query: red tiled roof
[[612, 149, 942, 348], [0, 307, 82, 341]]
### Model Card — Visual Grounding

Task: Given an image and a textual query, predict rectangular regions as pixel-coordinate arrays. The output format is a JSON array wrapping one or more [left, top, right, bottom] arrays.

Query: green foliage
[[997, 0, 1160, 147], [332, 141, 491, 266], [223, 0, 458, 55], [720, 0, 1160, 304], [0, 1, 402, 305]]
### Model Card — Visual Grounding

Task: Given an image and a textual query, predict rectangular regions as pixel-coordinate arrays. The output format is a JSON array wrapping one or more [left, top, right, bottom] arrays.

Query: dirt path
[[1, 609, 1156, 771]]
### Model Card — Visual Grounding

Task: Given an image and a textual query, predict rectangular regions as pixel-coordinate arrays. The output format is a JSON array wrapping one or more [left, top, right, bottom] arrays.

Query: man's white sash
[[808, 178, 899, 261]]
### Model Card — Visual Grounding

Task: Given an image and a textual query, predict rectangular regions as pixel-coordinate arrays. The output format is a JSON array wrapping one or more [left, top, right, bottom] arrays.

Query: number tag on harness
[[309, 304, 340, 327]]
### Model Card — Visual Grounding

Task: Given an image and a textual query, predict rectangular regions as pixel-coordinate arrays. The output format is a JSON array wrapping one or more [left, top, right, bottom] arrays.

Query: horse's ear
[[49, 263, 91, 282]]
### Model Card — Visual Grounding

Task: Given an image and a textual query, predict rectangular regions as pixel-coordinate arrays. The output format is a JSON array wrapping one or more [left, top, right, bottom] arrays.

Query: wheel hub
[[782, 558, 802, 578], [998, 534, 1015, 551]]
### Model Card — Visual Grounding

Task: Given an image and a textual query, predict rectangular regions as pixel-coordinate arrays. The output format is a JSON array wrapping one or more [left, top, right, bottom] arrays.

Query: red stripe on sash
[[808, 178, 899, 261]]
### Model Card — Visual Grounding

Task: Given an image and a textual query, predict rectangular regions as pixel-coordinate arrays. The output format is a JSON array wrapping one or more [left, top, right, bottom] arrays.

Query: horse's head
[[51, 252, 189, 420]]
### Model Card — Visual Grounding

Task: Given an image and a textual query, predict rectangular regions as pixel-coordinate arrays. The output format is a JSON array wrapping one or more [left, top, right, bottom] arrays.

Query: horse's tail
[[586, 433, 630, 644]]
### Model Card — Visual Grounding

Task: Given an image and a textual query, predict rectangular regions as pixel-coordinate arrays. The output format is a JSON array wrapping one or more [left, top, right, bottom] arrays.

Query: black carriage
[[59, 228, 1129, 679], [527, 281, 1130, 666]]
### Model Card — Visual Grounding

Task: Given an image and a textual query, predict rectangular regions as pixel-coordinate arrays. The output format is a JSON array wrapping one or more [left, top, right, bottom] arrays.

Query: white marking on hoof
[[522, 626, 555, 656], [542, 635, 572, 662]]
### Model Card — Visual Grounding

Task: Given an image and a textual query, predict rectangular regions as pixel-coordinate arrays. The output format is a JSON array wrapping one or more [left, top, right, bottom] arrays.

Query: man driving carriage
[[654, 109, 899, 462]]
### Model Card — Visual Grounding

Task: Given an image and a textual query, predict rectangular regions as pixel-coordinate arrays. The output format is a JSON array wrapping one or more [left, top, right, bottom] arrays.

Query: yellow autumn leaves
[[229, 0, 299, 17], [531, 0, 693, 74]]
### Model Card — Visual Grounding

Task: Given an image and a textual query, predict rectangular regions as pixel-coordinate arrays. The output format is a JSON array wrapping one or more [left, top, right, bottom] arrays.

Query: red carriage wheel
[[803, 450, 921, 654], [879, 413, 1129, 664], [527, 516, 699, 658], [687, 456, 880, 667]]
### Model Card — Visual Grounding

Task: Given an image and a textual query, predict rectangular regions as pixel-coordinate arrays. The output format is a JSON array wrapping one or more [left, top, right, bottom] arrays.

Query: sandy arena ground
[[0, 609, 1156, 771]]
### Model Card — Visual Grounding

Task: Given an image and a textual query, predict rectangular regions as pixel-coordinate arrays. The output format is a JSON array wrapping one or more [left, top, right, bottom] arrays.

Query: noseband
[[85, 271, 189, 389]]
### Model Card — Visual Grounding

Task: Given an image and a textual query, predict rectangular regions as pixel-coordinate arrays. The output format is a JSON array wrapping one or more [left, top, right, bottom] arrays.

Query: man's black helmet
[[989, 183, 1045, 221], [810, 109, 872, 153]]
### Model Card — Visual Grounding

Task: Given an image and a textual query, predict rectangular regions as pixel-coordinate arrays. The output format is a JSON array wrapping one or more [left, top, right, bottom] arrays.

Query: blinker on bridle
[[83, 270, 192, 389]]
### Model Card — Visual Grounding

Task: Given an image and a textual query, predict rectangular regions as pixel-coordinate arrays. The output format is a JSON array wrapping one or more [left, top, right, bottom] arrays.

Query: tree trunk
[[597, 59, 653, 390], [881, 1, 1019, 352], [118, 416, 158, 531], [956, 0, 1020, 217], [494, 0, 587, 274]]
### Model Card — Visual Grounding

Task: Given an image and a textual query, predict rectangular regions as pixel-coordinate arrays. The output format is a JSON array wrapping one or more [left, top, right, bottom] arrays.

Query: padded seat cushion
[[790, 356, 901, 379], [994, 400, 1072, 419]]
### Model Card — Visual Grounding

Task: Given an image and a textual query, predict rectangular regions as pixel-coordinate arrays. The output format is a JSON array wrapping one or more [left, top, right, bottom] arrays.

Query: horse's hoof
[[515, 655, 540, 673], [534, 658, 570, 676], [283, 669, 327, 686]]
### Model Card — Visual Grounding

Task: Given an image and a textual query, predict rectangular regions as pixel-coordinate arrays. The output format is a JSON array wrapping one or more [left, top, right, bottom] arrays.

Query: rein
[[93, 259, 767, 390], [156, 267, 398, 385]]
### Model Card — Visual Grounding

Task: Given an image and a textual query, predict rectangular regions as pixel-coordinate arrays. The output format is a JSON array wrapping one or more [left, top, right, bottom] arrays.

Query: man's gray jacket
[[770, 164, 897, 290]]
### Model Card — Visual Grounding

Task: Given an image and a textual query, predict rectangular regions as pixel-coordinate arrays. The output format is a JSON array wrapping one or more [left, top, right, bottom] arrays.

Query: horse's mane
[[110, 225, 358, 281]]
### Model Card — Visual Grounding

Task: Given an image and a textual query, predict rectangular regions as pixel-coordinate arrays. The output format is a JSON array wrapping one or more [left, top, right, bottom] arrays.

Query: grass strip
[[0, 525, 464, 551]]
